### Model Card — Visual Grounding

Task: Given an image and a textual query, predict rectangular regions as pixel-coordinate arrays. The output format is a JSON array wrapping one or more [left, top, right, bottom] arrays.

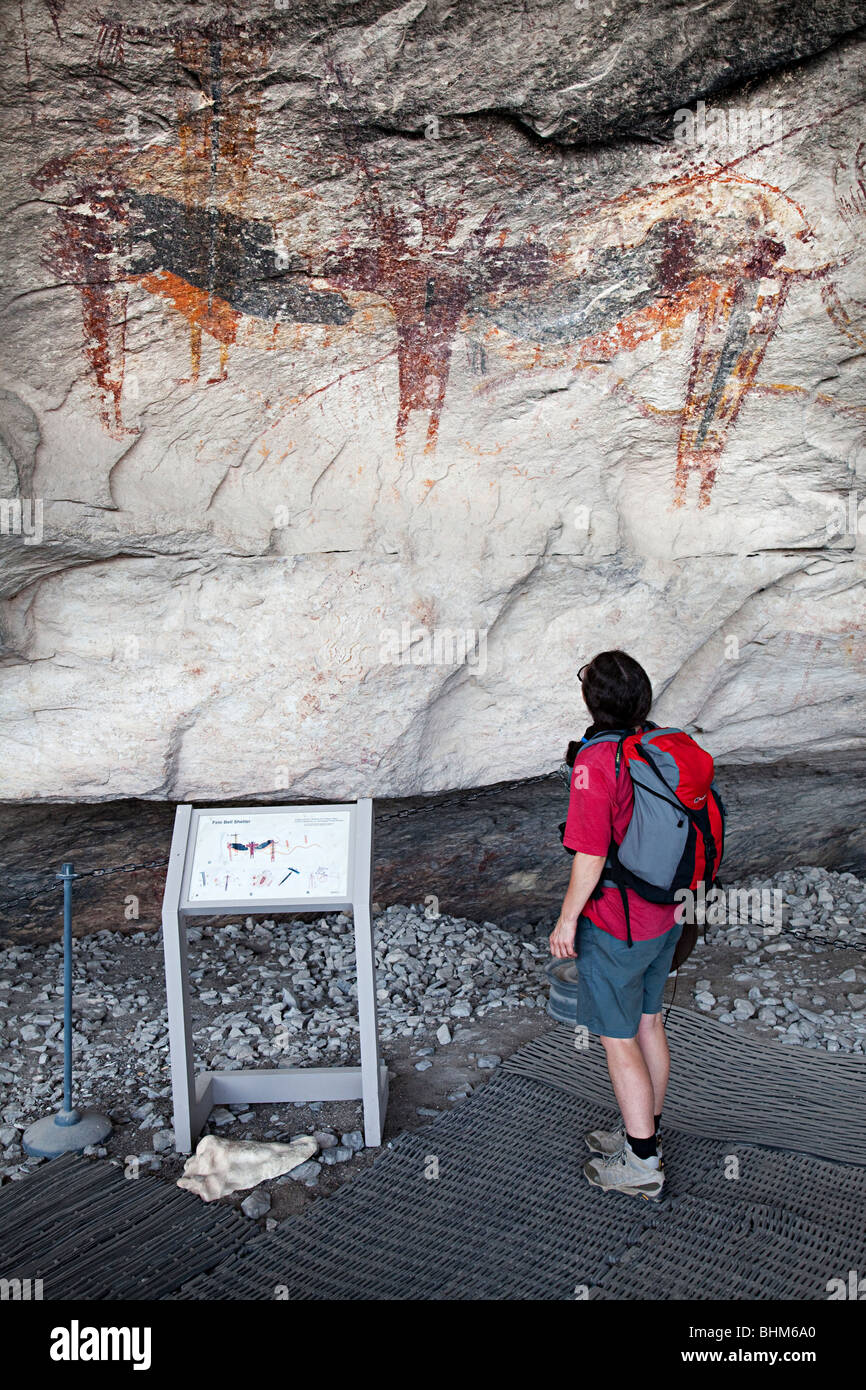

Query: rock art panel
[[0, 3, 863, 802]]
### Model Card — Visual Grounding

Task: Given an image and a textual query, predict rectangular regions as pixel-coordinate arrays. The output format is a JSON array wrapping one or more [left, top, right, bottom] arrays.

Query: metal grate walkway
[[0, 1150, 253, 1300], [502, 1006, 866, 1167], [4, 1011, 865, 1300], [177, 1052, 866, 1300]]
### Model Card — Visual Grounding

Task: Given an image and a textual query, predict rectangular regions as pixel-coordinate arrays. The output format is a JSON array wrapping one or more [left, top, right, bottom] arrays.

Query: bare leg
[[599, 1035, 655, 1139], [636, 1010, 671, 1115]]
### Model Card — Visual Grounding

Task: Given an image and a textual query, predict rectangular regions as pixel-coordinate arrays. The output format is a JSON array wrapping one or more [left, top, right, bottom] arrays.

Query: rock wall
[[0, 1, 864, 804]]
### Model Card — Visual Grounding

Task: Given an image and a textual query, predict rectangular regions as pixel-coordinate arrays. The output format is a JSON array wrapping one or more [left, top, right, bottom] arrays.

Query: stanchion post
[[61, 862, 74, 1118], [23, 862, 112, 1157]]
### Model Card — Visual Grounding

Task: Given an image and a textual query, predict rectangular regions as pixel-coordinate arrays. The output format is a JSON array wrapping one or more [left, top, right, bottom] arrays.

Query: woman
[[550, 650, 684, 1201]]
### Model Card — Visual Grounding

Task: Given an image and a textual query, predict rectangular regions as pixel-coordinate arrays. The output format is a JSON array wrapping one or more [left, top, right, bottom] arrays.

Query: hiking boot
[[583, 1140, 665, 1200], [585, 1126, 663, 1166]]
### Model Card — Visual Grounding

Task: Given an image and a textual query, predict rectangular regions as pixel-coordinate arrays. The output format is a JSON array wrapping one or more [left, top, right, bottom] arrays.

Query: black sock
[[627, 1132, 657, 1160], [654, 1112, 662, 1135]]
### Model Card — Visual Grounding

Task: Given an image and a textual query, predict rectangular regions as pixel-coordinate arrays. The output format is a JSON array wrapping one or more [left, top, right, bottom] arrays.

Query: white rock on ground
[[177, 1134, 318, 1202]]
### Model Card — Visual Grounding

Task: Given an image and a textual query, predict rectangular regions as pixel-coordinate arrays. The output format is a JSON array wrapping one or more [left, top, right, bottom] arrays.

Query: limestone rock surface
[[0, 2, 864, 801]]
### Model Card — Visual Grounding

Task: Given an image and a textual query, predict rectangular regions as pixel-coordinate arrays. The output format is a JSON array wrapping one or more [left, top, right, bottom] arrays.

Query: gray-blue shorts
[[575, 913, 683, 1039]]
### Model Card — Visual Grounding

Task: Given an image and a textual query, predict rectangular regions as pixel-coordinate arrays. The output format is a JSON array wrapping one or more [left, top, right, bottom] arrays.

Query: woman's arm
[[549, 851, 606, 958]]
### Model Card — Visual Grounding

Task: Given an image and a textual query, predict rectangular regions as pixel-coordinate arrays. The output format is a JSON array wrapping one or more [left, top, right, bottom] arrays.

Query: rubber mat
[[0, 1150, 254, 1299], [590, 1195, 862, 1301], [502, 1006, 866, 1167], [8, 1011, 866, 1301], [177, 1067, 866, 1301]]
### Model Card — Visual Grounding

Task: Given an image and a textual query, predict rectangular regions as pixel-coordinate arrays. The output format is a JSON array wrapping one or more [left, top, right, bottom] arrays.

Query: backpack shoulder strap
[[614, 730, 630, 777]]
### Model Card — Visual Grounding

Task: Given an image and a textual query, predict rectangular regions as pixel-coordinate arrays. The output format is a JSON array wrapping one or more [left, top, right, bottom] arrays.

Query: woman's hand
[[549, 913, 578, 959], [550, 853, 604, 958]]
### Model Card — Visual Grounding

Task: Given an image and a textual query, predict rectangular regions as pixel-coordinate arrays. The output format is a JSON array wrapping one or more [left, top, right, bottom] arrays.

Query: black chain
[[764, 925, 866, 955], [703, 917, 866, 955], [1, 780, 556, 910], [3, 786, 864, 958], [73, 857, 171, 880], [1, 856, 171, 909], [1, 784, 559, 912]]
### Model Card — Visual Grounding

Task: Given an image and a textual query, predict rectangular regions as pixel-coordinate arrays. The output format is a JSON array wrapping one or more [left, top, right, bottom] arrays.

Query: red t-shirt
[[562, 730, 683, 942]]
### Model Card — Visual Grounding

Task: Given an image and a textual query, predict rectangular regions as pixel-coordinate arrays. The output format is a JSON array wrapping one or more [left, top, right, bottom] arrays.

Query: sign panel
[[162, 800, 386, 1152], [185, 807, 352, 904]]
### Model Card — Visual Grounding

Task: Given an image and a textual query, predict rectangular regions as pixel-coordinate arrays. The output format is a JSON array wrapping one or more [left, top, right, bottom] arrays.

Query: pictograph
[[185, 809, 352, 903]]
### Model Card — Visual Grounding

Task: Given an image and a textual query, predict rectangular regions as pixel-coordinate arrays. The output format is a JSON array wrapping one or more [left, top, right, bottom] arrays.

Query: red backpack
[[561, 721, 726, 956]]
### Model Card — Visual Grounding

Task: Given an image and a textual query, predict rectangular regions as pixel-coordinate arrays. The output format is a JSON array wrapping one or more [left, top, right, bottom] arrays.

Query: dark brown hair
[[580, 650, 652, 729]]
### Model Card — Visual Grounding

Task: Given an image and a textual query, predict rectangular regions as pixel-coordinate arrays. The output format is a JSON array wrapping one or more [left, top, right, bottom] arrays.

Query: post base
[[23, 1109, 113, 1157]]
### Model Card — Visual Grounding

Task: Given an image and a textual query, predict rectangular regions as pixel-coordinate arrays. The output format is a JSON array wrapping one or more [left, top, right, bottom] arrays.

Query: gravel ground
[[688, 866, 866, 1047], [1, 863, 863, 1224]]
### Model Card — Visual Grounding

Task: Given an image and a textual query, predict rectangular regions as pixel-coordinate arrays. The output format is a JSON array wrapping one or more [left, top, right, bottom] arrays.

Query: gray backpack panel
[[618, 759, 690, 888]]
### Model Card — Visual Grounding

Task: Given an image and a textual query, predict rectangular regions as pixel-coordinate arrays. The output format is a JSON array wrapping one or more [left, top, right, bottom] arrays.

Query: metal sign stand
[[161, 799, 387, 1154]]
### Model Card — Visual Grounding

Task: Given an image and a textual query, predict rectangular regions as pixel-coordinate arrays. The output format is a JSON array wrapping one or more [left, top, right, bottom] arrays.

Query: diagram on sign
[[185, 809, 352, 903]]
